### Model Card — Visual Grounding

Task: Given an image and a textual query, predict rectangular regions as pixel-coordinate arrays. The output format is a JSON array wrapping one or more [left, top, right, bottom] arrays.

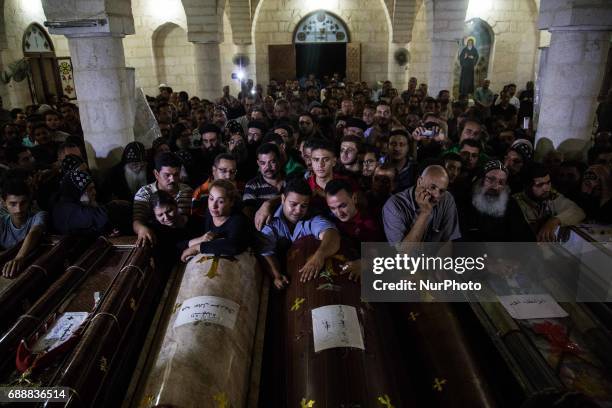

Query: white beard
[[124, 165, 147, 194], [472, 183, 510, 218]]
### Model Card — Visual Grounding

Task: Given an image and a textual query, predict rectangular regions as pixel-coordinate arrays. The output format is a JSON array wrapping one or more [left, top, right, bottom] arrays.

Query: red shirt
[[335, 210, 385, 245]]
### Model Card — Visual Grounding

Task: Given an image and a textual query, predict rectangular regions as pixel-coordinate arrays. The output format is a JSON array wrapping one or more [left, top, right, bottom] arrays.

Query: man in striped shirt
[[243, 143, 286, 217], [132, 152, 193, 246]]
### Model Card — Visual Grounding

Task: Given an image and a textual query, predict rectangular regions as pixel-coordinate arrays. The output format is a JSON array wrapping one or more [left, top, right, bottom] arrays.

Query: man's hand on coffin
[[2, 257, 23, 278], [341, 259, 361, 282], [537, 217, 561, 242], [201, 231, 216, 242], [299, 253, 325, 282], [254, 201, 274, 231], [273, 274, 289, 290], [136, 226, 156, 247], [181, 246, 200, 262]]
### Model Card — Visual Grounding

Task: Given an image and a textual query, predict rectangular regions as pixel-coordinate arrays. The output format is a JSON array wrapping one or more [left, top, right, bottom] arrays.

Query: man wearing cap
[[383, 165, 460, 244], [102, 142, 149, 202], [344, 117, 368, 139], [504, 139, 533, 193], [514, 163, 585, 242], [459, 160, 534, 241], [52, 169, 110, 235]]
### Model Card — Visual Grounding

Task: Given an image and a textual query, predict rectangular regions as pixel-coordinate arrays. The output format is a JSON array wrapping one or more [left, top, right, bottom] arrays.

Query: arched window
[[293, 10, 350, 44], [22, 23, 63, 104]]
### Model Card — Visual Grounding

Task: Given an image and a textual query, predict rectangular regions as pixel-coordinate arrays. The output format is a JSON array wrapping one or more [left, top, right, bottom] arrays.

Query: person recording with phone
[[411, 113, 449, 161]]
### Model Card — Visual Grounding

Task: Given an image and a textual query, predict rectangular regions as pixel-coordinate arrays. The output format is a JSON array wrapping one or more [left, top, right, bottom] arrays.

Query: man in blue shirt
[[1, 177, 47, 278], [259, 178, 340, 289]]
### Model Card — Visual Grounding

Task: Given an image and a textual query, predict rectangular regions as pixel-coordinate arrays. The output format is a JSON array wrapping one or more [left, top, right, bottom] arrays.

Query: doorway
[[296, 43, 346, 79], [22, 23, 63, 104]]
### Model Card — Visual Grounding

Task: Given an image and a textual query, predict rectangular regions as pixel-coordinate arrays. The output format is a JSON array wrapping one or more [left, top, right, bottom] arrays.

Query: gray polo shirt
[[382, 187, 461, 243], [0, 211, 47, 250]]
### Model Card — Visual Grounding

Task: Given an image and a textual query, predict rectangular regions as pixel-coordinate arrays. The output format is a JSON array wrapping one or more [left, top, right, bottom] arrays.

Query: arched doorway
[[152, 23, 196, 95], [453, 18, 494, 97], [293, 10, 349, 80], [23, 23, 62, 104]]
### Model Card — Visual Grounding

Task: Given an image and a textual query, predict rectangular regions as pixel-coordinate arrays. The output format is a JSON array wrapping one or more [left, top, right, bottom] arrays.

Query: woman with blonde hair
[[180, 179, 252, 261]]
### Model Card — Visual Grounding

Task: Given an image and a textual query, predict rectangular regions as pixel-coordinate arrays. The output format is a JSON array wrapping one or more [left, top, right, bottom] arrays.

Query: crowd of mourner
[[1, 74, 611, 287]]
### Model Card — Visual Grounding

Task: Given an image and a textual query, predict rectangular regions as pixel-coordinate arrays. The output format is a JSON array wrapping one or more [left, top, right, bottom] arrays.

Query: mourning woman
[[180, 179, 251, 261]]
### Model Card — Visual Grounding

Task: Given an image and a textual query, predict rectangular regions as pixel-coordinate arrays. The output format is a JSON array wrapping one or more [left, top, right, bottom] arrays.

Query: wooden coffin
[[267, 236, 415, 407], [0, 235, 89, 333], [134, 251, 264, 408], [0, 238, 113, 376], [392, 302, 520, 407], [47, 246, 158, 408]]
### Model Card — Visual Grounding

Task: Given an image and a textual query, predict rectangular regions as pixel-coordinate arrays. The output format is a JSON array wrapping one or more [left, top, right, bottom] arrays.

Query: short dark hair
[[32, 122, 49, 133], [284, 178, 312, 197], [309, 139, 336, 156], [213, 153, 236, 167], [363, 144, 380, 159], [256, 142, 281, 159], [154, 152, 182, 171], [262, 132, 285, 146], [150, 190, 177, 212], [1, 177, 31, 200], [325, 179, 353, 196], [460, 139, 481, 150], [526, 163, 550, 184]]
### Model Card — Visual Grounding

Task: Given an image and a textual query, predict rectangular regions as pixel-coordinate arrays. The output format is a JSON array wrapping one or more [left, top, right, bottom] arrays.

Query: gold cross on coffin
[[377, 394, 395, 407], [196, 255, 237, 278], [433, 377, 447, 392], [291, 297, 306, 312]]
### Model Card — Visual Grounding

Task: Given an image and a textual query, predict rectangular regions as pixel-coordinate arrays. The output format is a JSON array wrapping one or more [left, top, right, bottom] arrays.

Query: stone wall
[[0, 0, 69, 108], [152, 23, 196, 96], [408, 0, 431, 85], [253, 0, 391, 86], [409, 0, 539, 94], [473, 0, 539, 92]]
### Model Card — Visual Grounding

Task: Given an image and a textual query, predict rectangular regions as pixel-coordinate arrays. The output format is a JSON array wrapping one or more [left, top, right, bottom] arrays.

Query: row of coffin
[[1, 229, 612, 407]]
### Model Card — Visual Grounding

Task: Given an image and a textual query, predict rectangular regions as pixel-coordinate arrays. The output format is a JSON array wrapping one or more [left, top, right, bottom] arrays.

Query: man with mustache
[[514, 163, 584, 242], [243, 143, 286, 216], [383, 165, 460, 244], [132, 152, 193, 246], [459, 160, 533, 242]]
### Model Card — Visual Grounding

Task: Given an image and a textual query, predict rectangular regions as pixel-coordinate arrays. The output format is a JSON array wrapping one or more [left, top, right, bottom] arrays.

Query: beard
[[124, 165, 148, 194], [471, 182, 510, 218]]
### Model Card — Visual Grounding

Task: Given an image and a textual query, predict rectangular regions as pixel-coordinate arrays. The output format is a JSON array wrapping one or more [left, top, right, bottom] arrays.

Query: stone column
[[429, 39, 458, 97], [193, 42, 222, 101], [66, 34, 134, 170], [536, 29, 611, 154]]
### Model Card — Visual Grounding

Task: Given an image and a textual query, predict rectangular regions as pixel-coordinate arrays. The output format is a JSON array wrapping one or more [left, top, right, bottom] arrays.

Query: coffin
[[0, 238, 113, 376], [134, 250, 264, 408], [392, 302, 521, 407], [0, 235, 89, 333], [265, 236, 415, 407], [47, 245, 158, 408]]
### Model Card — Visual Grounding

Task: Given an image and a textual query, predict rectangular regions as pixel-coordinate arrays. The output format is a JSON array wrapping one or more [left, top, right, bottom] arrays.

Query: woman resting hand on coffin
[[180, 179, 251, 262], [149, 190, 203, 261]]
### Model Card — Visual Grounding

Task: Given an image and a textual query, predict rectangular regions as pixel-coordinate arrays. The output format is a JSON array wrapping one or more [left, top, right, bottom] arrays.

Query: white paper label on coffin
[[311, 304, 365, 352], [498, 294, 568, 320], [173, 295, 240, 329], [32, 312, 89, 353]]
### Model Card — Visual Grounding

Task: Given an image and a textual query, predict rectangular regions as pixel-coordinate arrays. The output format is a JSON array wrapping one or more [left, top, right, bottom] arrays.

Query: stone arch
[[181, 0, 225, 43], [292, 10, 350, 43], [152, 22, 196, 95], [389, 0, 419, 43], [252, 0, 392, 85]]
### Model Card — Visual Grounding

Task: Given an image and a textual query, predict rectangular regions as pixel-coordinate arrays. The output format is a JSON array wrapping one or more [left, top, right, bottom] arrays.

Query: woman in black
[[180, 179, 251, 261]]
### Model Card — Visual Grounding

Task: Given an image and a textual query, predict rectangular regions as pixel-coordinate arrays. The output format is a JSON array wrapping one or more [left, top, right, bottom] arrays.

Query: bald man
[[383, 165, 461, 243]]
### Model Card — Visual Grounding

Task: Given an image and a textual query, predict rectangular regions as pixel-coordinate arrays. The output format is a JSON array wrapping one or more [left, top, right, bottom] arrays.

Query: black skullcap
[[61, 154, 85, 176], [483, 159, 508, 176], [509, 139, 533, 162], [345, 117, 368, 131], [122, 141, 146, 164], [66, 169, 92, 196], [200, 124, 222, 135], [247, 120, 267, 132], [152, 137, 170, 151]]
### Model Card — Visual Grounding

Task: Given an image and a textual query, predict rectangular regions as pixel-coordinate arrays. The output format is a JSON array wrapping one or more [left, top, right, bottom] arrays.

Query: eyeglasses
[[362, 159, 377, 165]]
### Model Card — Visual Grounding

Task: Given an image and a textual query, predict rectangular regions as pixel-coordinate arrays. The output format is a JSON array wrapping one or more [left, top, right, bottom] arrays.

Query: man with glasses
[[383, 165, 460, 243], [514, 163, 584, 242], [459, 160, 533, 241], [191, 153, 240, 217]]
